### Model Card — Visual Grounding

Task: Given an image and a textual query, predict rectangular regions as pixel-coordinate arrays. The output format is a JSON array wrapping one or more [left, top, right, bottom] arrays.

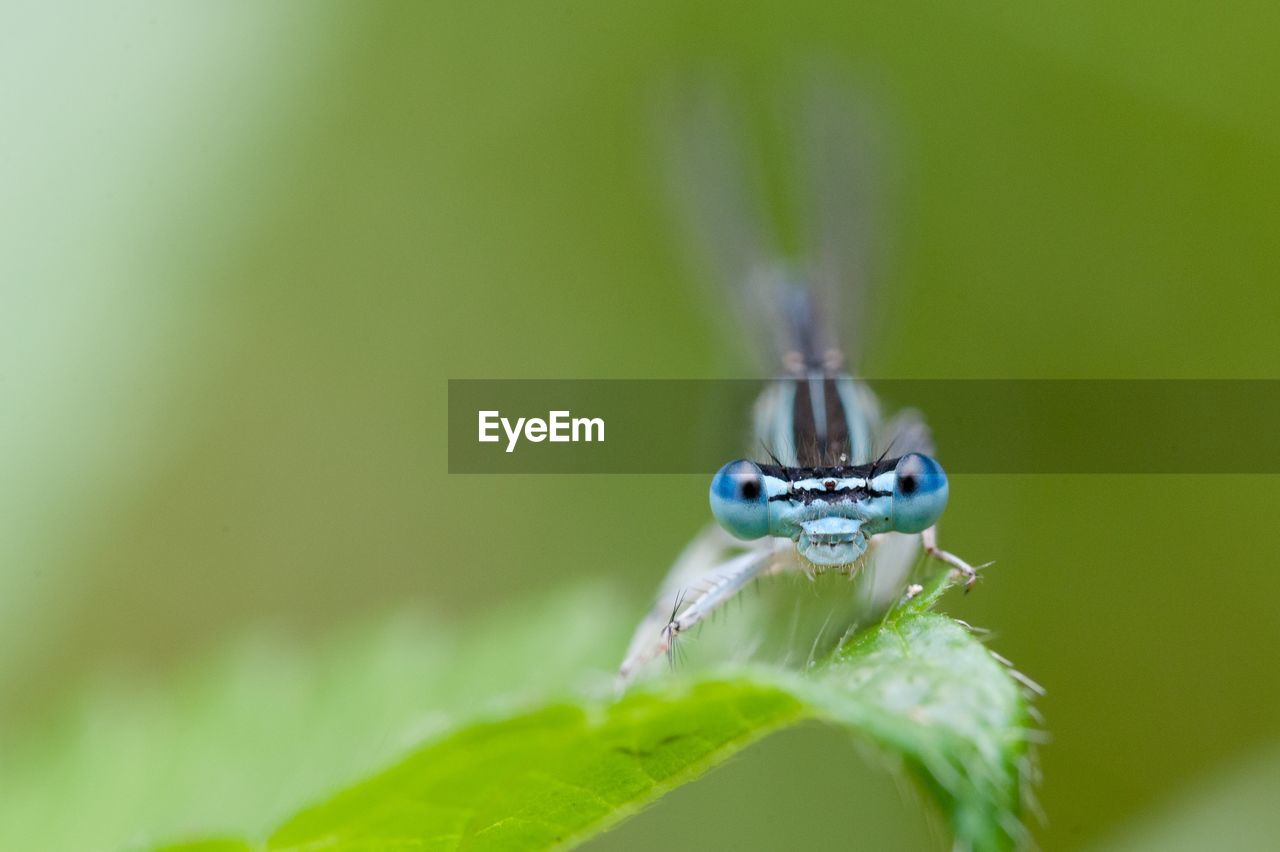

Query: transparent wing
[[657, 72, 893, 375], [656, 76, 780, 375], [786, 69, 895, 373]]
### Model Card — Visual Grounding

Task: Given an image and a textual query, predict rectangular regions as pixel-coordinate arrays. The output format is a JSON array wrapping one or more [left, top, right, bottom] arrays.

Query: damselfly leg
[[922, 525, 986, 591], [617, 543, 778, 687]]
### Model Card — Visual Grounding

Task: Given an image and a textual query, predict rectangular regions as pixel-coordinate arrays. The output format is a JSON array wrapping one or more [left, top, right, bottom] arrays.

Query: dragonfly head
[[797, 516, 867, 566]]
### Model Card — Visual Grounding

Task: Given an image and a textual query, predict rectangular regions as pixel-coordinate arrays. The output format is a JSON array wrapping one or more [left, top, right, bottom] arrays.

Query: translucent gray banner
[[448, 380, 1280, 473]]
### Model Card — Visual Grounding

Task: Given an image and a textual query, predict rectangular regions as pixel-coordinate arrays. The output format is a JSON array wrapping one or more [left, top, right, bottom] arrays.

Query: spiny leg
[[618, 525, 747, 684], [617, 525, 740, 673], [617, 543, 778, 687], [921, 525, 985, 591]]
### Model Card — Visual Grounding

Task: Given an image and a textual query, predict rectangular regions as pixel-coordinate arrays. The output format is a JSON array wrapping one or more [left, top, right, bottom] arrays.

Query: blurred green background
[[3, 2, 1279, 850]]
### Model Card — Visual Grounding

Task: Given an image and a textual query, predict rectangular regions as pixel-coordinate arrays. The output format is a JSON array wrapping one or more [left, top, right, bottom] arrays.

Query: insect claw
[[953, 566, 978, 593], [959, 560, 995, 592]]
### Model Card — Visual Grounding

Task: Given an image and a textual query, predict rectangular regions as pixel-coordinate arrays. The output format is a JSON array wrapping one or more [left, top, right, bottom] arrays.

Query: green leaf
[[0, 585, 629, 852], [269, 685, 803, 851], [163, 574, 1037, 851]]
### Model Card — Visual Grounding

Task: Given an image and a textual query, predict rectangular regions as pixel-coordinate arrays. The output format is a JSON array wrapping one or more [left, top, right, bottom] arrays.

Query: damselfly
[[617, 78, 984, 684]]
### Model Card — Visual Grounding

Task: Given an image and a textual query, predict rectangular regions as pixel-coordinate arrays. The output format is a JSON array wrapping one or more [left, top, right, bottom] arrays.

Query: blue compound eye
[[890, 453, 949, 534], [709, 459, 770, 540]]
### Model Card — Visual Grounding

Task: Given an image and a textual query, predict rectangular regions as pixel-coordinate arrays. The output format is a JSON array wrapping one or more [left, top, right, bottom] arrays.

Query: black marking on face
[[768, 484, 890, 506]]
